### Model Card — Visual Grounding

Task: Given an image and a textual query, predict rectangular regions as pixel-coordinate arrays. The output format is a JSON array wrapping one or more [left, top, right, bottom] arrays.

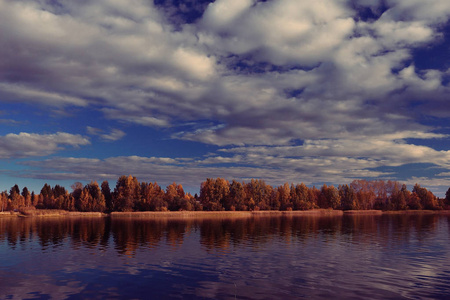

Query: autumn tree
[[446, 187, 450, 207], [165, 182, 186, 211], [319, 184, 340, 209], [21, 187, 31, 208], [31, 191, 39, 207], [408, 192, 422, 210], [75, 181, 106, 212], [199, 178, 227, 211], [144, 182, 167, 211], [245, 179, 270, 210], [41, 183, 54, 209], [226, 180, 246, 211], [101, 181, 113, 212], [276, 183, 291, 211], [389, 184, 408, 210], [77, 187, 91, 212], [87, 181, 106, 212], [9, 184, 23, 210], [291, 183, 311, 210], [351, 180, 376, 210], [339, 184, 358, 210], [308, 186, 320, 209], [268, 188, 280, 211], [114, 175, 139, 212], [53, 185, 69, 210], [0, 191, 8, 212], [72, 182, 84, 211], [412, 184, 439, 210], [214, 178, 230, 210]]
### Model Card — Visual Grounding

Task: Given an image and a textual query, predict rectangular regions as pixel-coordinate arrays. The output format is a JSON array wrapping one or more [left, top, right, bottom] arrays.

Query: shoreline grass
[[17, 209, 107, 218], [2, 209, 449, 219], [110, 209, 344, 219]]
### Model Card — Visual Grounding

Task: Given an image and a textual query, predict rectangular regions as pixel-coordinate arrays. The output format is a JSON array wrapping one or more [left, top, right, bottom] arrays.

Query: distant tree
[[245, 179, 269, 210], [339, 184, 358, 210], [165, 182, 185, 211], [40, 183, 54, 209], [199, 178, 225, 211], [308, 186, 320, 209], [63, 193, 75, 211], [114, 175, 139, 212], [446, 187, 450, 207], [319, 184, 340, 209], [9, 184, 23, 210], [53, 185, 66, 198], [213, 178, 229, 210], [0, 191, 8, 212], [408, 193, 422, 210], [390, 184, 408, 211], [30, 191, 38, 207], [86, 181, 106, 212], [412, 184, 439, 210], [277, 183, 291, 211], [72, 182, 83, 211], [101, 181, 113, 211], [22, 187, 31, 207], [268, 187, 280, 211], [351, 180, 376, 209], [78, 188, 91, 212], [52, 185, 67, 209], [3, 176, 444, 213], [291, 183, 310, 210], [148, 182, 167, 211], [227, 180, 246, 211], [10, 184, 20, 197]]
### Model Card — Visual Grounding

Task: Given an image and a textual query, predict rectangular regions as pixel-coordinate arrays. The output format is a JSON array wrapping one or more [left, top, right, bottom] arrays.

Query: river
[[1, 214, 449, 299]]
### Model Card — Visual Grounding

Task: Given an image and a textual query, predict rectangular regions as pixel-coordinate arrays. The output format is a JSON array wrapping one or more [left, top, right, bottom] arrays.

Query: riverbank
[[0, 211, 19, 218], [110, 209, 344, 219], [0, 209, 107, 218], [1, 209, 449, 218], [343, 210, 383, 215]]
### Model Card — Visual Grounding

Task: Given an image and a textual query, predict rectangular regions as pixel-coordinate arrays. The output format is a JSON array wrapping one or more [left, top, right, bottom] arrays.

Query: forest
[[1, 175, 450, 212]]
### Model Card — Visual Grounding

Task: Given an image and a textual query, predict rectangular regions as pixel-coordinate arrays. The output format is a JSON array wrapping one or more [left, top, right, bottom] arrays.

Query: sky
[[0, 0, 449, 196]]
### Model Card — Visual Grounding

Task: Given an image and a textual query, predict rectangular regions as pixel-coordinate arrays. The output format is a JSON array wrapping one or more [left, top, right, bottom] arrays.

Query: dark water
[[1, 214, 450, 299]]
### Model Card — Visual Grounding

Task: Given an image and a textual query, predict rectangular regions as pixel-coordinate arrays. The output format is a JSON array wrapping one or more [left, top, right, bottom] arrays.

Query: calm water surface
[[1, 214, 449, 299]]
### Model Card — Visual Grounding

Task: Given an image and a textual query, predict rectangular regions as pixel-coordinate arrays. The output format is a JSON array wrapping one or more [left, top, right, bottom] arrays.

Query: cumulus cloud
[[1, 0, 448, 145], [0, 132, 90, 159], [87, 126, 126, 141], [16, 148, 450, 196], [19, 155, 283, 188], [18, 130, 450, 187], [1, 0, 449, 194], [200, 0, 355, 66]]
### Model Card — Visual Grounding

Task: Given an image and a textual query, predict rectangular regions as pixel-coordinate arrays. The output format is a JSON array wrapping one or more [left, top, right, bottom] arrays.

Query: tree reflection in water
[[0, 214, 449, 299], [0, 214, 443, 254]]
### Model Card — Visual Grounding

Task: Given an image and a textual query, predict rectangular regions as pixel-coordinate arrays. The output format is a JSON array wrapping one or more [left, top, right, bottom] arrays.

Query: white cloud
[[221, 134, 450, 169], [0, 0, 449, 194], [101, 129, 126, 141], [202, 0, 253, 29], [0, 132, 90, 159], [87, 126, 126, 141], [200, 0, 355, 66], [0, 83, 88, 107], [17, 149, 450, 196], [384, 0, 450, 24], [1, 0, 448, 147]]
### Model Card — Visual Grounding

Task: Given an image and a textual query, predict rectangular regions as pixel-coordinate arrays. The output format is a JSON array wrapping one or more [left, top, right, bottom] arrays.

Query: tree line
[[1, 175, 450, 212]]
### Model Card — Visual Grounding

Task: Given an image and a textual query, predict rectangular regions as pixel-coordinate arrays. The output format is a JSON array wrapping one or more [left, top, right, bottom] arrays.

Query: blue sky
[[0, 0, 449, 196]]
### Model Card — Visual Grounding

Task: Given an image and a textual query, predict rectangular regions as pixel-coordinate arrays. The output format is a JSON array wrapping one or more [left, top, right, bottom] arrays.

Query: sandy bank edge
[[110, 209, 344, 219], [2, 209, 450, 219]]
